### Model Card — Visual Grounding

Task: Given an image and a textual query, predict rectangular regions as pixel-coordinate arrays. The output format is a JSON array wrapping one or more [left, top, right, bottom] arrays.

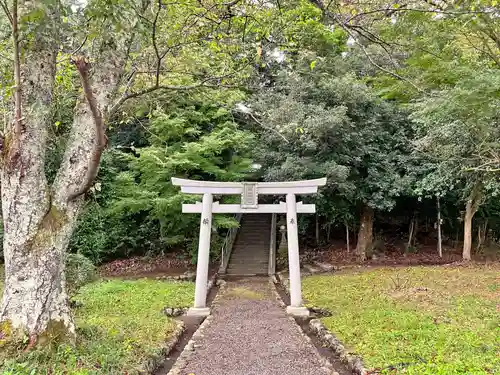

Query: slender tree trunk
[[437, 197, 442, 258], [355, 206, 373, 261], [407, 217, 415, 251], [315, 215, 320, 245], [463, 202, 474, 261], [345, 221, 350, 253], [463, 184, 481, 261], [476, 220, 487, 252], [326, 223, 331, 243]]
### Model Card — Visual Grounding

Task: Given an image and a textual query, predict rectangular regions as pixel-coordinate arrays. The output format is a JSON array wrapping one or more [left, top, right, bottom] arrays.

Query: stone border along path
[[276, 271, 367, 375], [168, 277, 340, 375]]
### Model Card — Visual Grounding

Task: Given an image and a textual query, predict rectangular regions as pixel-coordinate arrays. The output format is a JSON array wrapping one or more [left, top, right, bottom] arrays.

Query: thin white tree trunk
[[437, 197, 442, 258], [345, 221, 350, 253], [463, 183, 481, 261], [463, 203, 474, 261], [407, 218, 415, 251], [476, 220, 487, 252], [315, 215, 320, 245]]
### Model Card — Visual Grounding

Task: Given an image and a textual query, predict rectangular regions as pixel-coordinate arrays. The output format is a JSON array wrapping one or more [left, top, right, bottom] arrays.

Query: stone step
[[230, 253, 268, 256], [230, 253, 268, 257], [226, 268, 268, 272], [227, 268, 268, 271], [231, 250, 268, 253], [226, 213, 272, 275], [228, 263, 267, 266]]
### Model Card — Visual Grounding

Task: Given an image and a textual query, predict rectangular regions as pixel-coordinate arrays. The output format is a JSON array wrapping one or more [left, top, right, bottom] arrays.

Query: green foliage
[[0, 279, 194, 374], [303, 265, 500, 374], [70, 95, 255, 263], [65, 253, 96, 295], [249, 60, 412, 230]]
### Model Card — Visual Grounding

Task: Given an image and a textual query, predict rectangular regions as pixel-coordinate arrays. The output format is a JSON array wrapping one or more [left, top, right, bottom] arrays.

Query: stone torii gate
[[172, 177, 327, 317]]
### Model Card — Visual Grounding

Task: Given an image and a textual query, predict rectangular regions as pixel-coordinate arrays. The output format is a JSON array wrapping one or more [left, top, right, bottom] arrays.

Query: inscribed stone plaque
[[241, 183, 258, 208]]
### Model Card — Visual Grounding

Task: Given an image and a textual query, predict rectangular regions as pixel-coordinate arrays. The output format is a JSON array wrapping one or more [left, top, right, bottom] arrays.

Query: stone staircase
[[225, 214, 271, 276]]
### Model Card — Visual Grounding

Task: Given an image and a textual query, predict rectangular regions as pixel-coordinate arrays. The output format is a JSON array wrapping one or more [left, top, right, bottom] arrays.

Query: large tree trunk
[[1, 214, 78, 344], [0, 1, 73, 343], [355, 206, 373, 261], [1, 2, 129, 345]]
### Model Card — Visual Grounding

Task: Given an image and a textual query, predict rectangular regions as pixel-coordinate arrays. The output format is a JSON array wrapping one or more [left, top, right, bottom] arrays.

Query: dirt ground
[[99, 256, 194, 278], [300, 240, 499, 268]]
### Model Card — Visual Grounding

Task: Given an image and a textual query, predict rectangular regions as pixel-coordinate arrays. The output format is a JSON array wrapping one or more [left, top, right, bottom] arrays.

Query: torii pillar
[[172, 177, 327, 317], [191, 192, 213, 316], [285, 193, 307, 316]]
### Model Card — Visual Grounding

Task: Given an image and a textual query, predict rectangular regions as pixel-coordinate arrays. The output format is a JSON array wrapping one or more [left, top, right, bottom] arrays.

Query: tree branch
[[233, 107, 289, 143], [0, 0, 13, 25], [68, 57, 106, 201], [108, 73, 240, 118], [309, 0, 423, 92], [12, 0, 22, 138], [345, 6, 497, 24], [152, 0, 163, 87]]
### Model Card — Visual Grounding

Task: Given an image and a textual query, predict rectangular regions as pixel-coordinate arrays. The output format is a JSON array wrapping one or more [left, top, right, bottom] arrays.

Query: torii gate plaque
[[172, 177, 327, 317]]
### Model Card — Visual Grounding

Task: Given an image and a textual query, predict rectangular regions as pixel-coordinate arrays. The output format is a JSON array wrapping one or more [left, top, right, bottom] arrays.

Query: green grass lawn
[[0, 278, 194, 375], [303, 265, 500, 375]]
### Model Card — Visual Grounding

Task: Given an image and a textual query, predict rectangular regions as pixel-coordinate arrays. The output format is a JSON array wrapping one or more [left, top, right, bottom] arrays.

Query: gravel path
[[176, 277, 333, 375]]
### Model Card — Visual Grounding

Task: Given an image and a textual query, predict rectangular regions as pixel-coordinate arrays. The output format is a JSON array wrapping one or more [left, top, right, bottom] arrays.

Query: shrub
[[65, 253, 96, 295]]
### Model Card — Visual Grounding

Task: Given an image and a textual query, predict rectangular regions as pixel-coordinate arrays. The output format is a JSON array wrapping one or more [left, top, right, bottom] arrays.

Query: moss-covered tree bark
[[0, 1, 128, 346]]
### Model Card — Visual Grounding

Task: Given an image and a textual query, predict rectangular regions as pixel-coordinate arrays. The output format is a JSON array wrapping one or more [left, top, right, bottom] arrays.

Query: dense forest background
[[1, 0, 499, 266]]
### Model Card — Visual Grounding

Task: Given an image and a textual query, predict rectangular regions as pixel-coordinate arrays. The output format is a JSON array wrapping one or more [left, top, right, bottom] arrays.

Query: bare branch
[[462, 31, 500, 67], [108, 70, 243, 118], [68, 56, 107, 201], [12, 0, 22, 138], [70, 34, 88, 56], [233, 107, 289, 143], [345, 6, 497, 24], [55, 35, 89, 64], [0, 0, 13, 25], [353, 36, 422, 91], [248, 112, 289, 143], [309, 0, 423, 92], [108, 80, 209, 118], [152, 0, 163, 87]]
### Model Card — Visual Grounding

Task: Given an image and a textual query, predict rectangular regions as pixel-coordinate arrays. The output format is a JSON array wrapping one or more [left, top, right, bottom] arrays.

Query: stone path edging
[[166, 279, 227, 375], [268, 278, 339, 375], [169, 277, 341, 375], [147, 274, 220, 373], [275, 271, 368, 375], [139, 320, 186, 374], [156, 271, 197, 282], [309, 319, 368, 375]]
